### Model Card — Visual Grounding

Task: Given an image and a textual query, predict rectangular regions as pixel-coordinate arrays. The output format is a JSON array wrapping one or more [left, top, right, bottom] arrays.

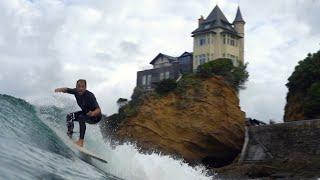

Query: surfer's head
[[76, 79, 87, 95]]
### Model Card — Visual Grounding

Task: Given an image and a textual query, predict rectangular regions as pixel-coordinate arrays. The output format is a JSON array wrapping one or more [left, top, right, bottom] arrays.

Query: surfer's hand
[[54, 88, 66, 93], [87, 111, 94, 117]]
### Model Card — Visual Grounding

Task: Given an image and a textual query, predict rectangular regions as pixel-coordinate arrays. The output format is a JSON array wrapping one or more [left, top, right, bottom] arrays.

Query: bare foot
[[75, 139, 84, 147]]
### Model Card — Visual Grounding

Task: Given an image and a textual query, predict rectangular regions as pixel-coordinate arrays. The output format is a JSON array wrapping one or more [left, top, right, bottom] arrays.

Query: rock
[[284, 91, 306, 122], [115, 76, 246, 167]]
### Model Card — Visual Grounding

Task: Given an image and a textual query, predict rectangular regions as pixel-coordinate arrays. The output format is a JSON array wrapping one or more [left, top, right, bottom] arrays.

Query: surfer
[[54, 79, 102, 147]]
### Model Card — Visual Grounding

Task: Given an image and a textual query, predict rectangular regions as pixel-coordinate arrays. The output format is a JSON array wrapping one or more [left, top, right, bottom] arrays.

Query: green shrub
[[105, 87, 146, 131], [130, 87, 145, 106], [197, 58, 249, 91], [176, 74, 203, 96], [197, 58, 234, 77], [155, 79, 177, 95]]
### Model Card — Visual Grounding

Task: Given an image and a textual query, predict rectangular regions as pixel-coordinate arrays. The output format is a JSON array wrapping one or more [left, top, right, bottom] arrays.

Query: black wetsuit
[[66, 88, 101, 139]]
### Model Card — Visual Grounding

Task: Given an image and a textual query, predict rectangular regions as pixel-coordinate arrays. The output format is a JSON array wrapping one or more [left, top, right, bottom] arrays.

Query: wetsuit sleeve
[[66, 88, 77, 94], [90, 93, 100, 109]]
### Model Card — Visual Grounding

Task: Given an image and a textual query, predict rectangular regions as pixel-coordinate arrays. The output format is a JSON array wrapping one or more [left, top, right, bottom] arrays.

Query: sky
[[0, 0, 319, 122]]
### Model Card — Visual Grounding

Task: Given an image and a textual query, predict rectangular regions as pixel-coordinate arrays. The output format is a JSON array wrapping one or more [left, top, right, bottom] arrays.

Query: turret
[[233, 6, 245, 63], [233, 6, 245, 37]]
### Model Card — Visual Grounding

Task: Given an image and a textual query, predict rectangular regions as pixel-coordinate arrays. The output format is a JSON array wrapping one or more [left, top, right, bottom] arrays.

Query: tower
[[192, 5, 245, 70], [233, 6, 245, 64]]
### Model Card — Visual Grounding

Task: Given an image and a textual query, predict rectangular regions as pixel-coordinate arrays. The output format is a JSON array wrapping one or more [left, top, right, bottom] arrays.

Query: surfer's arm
[[54, 88, 76, 94], [54, 87, 68, 93], [87, 107, 101, 117]]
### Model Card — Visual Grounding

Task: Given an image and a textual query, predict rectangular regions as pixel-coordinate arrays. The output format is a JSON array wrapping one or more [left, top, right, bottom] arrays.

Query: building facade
[[137, 53, 193, 90], [136, 5, 245, 90], [192, 5, 245, 71]]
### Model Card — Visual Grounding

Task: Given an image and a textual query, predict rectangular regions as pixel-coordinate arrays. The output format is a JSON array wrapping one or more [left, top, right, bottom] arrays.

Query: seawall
[[239, 119, 320, 162]]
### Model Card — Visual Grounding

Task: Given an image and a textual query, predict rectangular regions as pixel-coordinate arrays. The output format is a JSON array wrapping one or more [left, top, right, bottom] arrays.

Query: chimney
[[198, 15, 204, 26]]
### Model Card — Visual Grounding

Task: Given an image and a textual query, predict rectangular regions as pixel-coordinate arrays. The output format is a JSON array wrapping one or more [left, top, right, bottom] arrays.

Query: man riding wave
[[54, 79, 101, 147]]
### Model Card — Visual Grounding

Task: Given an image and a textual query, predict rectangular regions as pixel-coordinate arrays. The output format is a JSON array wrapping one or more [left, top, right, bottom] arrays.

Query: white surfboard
[[66, 138, 108, 164], [74, 145, 108, 164]]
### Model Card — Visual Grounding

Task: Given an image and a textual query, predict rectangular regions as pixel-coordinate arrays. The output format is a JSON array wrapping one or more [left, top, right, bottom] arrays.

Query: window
[[199, 38, 206, 46], [199, 54, 206, 65], [147, 75, 152, 85], [230, 39, 235, 46], [165, 71, 170, 79], [160, 73, 164, 80], [142, 75, 146, 85]]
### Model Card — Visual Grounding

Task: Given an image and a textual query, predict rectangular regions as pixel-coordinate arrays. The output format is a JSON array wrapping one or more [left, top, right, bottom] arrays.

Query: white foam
[[85, 126, 213, 180], [36, 95, 214, 180]]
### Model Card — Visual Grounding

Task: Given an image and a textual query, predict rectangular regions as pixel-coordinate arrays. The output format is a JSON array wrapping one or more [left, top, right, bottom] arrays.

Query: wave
[[0, 94, 213, 180]]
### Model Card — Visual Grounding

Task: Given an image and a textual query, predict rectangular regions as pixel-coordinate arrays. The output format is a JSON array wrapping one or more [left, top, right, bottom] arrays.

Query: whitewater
[[0, 94, 213, 180]]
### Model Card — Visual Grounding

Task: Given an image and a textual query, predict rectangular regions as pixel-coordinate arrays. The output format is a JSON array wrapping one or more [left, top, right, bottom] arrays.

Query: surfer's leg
[[66, 111, 82, 137], [74, 115, 99, 147], [74, 114, 88, 147], [66, 113, 75, 137], [84, 116, 100, 124], [77, 115, 87, 140]]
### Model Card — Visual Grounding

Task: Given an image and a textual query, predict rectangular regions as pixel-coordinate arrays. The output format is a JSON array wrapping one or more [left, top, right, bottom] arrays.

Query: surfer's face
[[76, 82, 86, 95]]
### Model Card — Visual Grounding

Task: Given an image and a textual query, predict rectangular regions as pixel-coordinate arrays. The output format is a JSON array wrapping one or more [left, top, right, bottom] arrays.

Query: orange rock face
[[284, 91, 306, 122], [116, 76, 246, 167]]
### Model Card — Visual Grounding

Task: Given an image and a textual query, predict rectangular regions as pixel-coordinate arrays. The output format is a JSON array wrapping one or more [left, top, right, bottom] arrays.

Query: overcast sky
[[0, 0, 319, 122]]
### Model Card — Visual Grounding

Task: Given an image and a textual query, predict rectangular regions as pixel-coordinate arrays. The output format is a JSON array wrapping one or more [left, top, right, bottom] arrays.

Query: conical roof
[[192, 5, 238, 36], [204, 5, 230, 24], [233, 6, 245, 23]]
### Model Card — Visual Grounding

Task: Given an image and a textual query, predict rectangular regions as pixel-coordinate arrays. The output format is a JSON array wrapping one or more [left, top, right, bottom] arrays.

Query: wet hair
[[76, 79, 87, 87]]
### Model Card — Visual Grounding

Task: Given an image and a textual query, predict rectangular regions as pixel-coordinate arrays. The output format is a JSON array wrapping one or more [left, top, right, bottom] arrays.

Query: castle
[[137, 5, 245, 90]]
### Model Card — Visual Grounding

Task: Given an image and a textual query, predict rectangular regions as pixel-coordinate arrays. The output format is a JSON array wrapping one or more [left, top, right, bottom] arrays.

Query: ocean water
[[0, 94, 212, 180]]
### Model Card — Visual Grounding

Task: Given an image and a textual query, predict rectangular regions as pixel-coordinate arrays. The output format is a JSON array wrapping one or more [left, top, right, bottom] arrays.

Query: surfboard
[[66, 137, 108, 164], [74, 145, 108, 164]]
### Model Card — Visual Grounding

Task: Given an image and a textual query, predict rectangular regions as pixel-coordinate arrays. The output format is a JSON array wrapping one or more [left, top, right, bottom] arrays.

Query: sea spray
[[37, 95, 214, 180]]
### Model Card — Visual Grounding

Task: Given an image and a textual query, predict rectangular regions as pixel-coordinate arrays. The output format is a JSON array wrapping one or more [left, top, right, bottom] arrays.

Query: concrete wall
[[239, 119, 320, 162]]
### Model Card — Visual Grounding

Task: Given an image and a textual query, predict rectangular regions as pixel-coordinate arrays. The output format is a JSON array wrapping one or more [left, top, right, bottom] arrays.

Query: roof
[[233, 6, 245, 23], [149, 53, 178, 65], [192, 5, 238, 36], [179, 52, 193, 57], [204, 5, 230, 24]]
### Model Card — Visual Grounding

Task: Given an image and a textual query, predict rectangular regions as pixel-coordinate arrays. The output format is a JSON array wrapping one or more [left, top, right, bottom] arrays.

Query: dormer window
[[204, 24, 210, 29]]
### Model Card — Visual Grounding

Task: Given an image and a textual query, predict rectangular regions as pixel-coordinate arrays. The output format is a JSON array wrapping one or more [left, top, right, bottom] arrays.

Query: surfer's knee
[[66, 113, 75, 122]]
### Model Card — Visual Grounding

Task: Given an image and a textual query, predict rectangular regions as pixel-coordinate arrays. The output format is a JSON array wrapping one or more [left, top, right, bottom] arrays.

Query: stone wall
[[239, 119, 320, 162]]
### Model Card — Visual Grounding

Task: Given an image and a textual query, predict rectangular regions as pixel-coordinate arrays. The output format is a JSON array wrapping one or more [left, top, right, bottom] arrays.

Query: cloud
[[0, 0, 319, 122]]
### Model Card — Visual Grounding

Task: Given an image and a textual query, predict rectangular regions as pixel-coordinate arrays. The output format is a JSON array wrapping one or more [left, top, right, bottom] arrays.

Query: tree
[[286, 50, 320, 119]]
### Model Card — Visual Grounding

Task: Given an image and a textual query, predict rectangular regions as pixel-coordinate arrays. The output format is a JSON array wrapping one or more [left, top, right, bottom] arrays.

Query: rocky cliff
[[284, 91, 306, 121], [114, 76, 246, 167], [284, 50, 320, 122]]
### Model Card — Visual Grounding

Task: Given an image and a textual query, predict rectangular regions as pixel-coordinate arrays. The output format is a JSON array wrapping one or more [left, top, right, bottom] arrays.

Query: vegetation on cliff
[[197, 58, 249, 91], [284, 50, 320, 120]]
